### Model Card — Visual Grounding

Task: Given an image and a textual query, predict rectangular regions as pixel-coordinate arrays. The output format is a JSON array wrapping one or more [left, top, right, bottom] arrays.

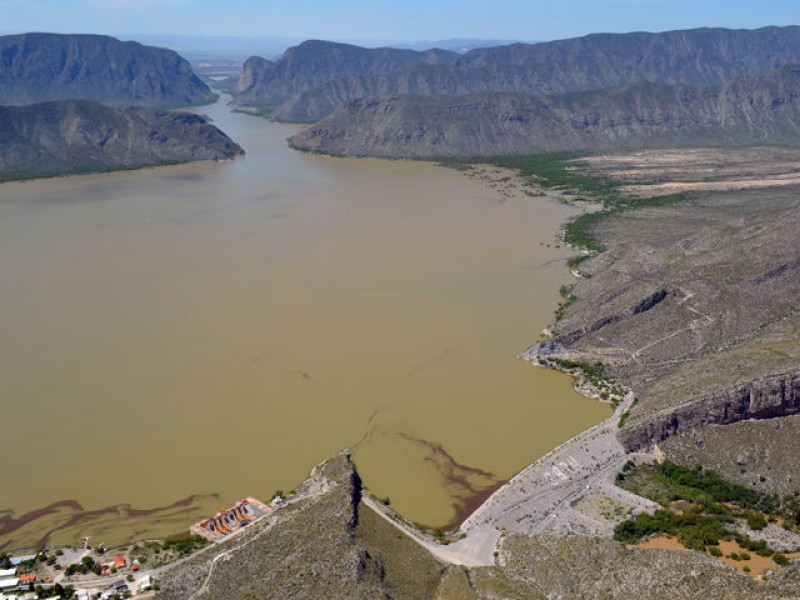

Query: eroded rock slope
[[0, 100, 242, 177]]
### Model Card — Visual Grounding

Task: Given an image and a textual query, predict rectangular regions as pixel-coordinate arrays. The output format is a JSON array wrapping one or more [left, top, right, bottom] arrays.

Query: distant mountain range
[[0, 100, 243, 178], [237, 26, 800, 126], [0, 33, 215, 107], [289, 65, 800, 157], [0, 33, 244, 180], [390, 38, 531, 53], [225, 26, 800, 157]]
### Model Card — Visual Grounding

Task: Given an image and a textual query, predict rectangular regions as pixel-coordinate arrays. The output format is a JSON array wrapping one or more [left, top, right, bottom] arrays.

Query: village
[[0, 496, 276, 600]]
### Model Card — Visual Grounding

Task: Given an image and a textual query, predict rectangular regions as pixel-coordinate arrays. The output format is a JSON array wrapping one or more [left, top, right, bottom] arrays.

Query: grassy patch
[[615, 461, 800, 559], [564, 210, 609, 252], [161, 534, 209, 556]]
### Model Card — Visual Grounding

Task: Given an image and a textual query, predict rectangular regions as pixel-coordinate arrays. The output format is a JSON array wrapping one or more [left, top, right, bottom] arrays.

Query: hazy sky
[[0, 0, 797, 43]]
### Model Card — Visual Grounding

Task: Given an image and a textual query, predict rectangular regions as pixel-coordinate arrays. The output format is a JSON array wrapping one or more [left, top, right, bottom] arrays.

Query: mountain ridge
[[237, 26, 800, 123], [0, 32, 216, 107], [0, 99, 243, 178], [289, 65, 800, 157]]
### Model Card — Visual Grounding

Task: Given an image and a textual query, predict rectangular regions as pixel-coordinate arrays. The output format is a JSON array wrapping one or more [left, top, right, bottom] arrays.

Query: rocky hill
[[289, 65, 800, 157], [238, 26, 800, 123], [0, 33, 215, 107], [513, 147, 800, 496], [156, 453, 800, 599], [0, 100, 242, 178]]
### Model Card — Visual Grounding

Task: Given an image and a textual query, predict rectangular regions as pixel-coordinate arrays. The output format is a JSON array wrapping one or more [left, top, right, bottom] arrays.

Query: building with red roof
[[113, 555, 126, 568]]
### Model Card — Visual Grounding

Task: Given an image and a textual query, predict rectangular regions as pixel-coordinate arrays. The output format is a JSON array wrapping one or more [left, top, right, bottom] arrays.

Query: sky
[[0, 0, 797, 44]]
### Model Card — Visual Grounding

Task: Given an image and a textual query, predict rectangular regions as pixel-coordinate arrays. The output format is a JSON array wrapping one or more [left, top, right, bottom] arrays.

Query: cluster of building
[[1, 495, 273, 598], [190, 496, 272, 541], [0, 554, 39, 597], [0, 552, 153, 600]]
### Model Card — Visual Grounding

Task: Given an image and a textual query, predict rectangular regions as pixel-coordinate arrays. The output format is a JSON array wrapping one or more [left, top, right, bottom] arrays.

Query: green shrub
[[773, 554, 790, 566]]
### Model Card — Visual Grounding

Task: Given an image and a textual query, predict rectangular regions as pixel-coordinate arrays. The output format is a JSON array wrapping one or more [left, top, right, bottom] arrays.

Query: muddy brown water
[[0, 96, 609, 551]]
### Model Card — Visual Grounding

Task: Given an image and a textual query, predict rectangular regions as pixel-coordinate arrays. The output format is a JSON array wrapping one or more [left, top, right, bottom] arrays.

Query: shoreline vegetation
[[439, 152, 689, 253]]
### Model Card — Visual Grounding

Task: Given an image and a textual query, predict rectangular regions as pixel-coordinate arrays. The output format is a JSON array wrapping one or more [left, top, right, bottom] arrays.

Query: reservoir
[[0, 97, 609, 550]]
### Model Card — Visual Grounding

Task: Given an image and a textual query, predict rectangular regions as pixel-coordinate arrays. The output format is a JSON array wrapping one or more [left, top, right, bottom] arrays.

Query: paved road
[[362, 495, 499, 567]]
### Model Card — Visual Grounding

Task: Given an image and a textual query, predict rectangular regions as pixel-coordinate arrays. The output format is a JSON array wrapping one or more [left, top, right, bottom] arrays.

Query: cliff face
[[0, 100, 243, 177], [238, 26, 800, 123], [0, 33, 215, 107], [289, 66, 800, 157], [619, 372, 800, 451]]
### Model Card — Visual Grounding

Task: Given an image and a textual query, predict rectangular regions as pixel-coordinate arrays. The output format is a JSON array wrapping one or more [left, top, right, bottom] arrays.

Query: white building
[[138, 574, 153, 593]]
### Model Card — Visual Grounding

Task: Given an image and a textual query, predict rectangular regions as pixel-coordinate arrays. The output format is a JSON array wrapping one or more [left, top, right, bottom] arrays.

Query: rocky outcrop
[[156, 452, 393, 600], [0, 33, 215, 107], [0, 100, 243, 178], [620, 372, 800, 451], [239, 26, 800, 123], [289, 66, 800, 157]]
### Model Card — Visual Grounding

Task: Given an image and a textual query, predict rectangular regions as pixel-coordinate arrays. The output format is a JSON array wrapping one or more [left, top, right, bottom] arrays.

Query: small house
[[113, 555, 126, 568]]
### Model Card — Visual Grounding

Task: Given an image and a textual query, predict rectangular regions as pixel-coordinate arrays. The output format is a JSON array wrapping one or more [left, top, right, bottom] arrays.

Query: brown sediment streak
[[0, 493, 219, 551], [398, 432, 505, 530], [398, 432, 497, 489], [0, 500, 83, 537], [351, 408, 380, 449], [126, 494, 218, 517], [435, 479, 507, 532]]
